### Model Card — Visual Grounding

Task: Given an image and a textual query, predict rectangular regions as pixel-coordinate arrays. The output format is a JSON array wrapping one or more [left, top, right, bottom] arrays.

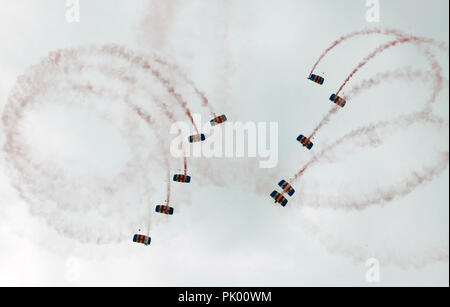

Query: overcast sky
[[0, 0, 448, 286]]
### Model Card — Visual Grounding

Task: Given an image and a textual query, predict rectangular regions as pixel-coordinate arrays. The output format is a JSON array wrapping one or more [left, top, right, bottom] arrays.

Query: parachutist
[[297, 134, 314, 150]]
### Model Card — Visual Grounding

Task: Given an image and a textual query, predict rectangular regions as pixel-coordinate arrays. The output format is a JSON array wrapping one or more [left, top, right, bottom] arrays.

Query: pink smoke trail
[[294, 112, 447, 186], [308, 68, 427, 140], [98, 45, 201, 134], [346, 67, 426, 98], [137, 0, 225, 117], [309, 27, 447, 76], [130, 105, 173, 236], [194, 87, 216, 117], [65, 51, 198, 211], [308, 32, 446, 141], [2, 44, 213, 244], [298, 207, 449, 269], [131, 104, 172, 204], [293, 29, 448, 193], [72, 47, 205, 194], [336, 37, 423, 96], [308, 106, 339, 140], [151, 55, 216, 116], [295, 112, 449, 209]]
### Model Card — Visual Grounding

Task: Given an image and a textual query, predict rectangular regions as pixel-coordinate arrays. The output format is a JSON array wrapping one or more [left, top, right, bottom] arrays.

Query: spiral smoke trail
[[308, 38, 445, 141], [335, 36, 443, 96], [292, 29, 449, 267], [1, 41, 284, 247], [308, 27, 447, 77], [1, 45, 214, 244]]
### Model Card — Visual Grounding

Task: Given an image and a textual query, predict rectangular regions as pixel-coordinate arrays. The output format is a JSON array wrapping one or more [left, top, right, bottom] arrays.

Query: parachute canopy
[[278, 180, 295, 196], [133, 234, 151, 246], [330, 93, 346, 107], [173, 174, 191, 183], [155, 205, 174, 215], [189, 133, 206, 143], [297, 134, 313, 150], [270, 191, 288, 207], [308, 74, 324, 85], [210, 114, 227, 126]]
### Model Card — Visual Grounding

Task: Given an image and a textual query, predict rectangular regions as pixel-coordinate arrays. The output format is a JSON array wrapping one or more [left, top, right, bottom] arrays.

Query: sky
[[0, 0, 448, 286]]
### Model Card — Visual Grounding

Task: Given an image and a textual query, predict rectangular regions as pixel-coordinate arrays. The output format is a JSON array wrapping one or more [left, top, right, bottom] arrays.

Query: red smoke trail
[[294, 111, 449, 267], [309, 27, 447, 76], [421, 48, 445, 113], [99, 45, 201, 134], [346, 68, 426, 98], [307, 27, 448, 146], [336, 37, 422, 96], [290, 156, 316, 182], [133, 110, 172, 208], [308, 106, 339, 140], [1, 45, 213, 244], [295, 111, 448, 185], [3, 83, 154, 243], [147, 69, 200, 134], [137, 0, 177, 52], [149, 54, 217, 117], [74, 55, 197, 210], [295, 66, 445, 185], [131, 105, 173, 210], [309, 28, 399, 76], [96, 46, 204, 183], [166, 167, 171, 205], [308, 33, 447, 141], [45, 45, 203, 135], [298, 205, 449, 268], [308, 68, 427, 140], [194, 87, 216, 117], [138, 1, 228, 117], [87, 57, 195, 210], [290, 29, 448, 210]]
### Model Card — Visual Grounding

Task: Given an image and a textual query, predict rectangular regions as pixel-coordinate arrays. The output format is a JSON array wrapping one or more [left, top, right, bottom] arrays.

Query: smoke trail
[[346, 67, 427, 98], [291, 28, 449, 268], [309, 27, 448, 76], [295, 62, 447, 186], [65, 51, 196, 216], [298, 208, 449, 269], [297, 112, 449, 208], [137, 0, 231, 115], [308, 106, 339, 140], [292, 111, 448, 268], [1, 45, 208, 244], [89, 45, 201, 134], [130, 105, 173, 235], [308, 34, 446, 142], [309, 28, 403, 75], [308, 67, 427, 140], [336, 37, 428, 96], [127, 49, 217, 116]]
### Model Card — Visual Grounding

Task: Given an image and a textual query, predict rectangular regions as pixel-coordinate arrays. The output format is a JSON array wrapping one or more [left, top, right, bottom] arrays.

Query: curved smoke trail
[[308, 27, 447, 77], [293, 29, 449, 267], [335, 36, 444, 96], [297, 206, 449, 269], [1, 45, 213, 244]]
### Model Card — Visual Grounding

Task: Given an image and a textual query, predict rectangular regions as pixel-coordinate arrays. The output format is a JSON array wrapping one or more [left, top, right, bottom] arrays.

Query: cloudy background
[[0, 0, 448, 286]]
